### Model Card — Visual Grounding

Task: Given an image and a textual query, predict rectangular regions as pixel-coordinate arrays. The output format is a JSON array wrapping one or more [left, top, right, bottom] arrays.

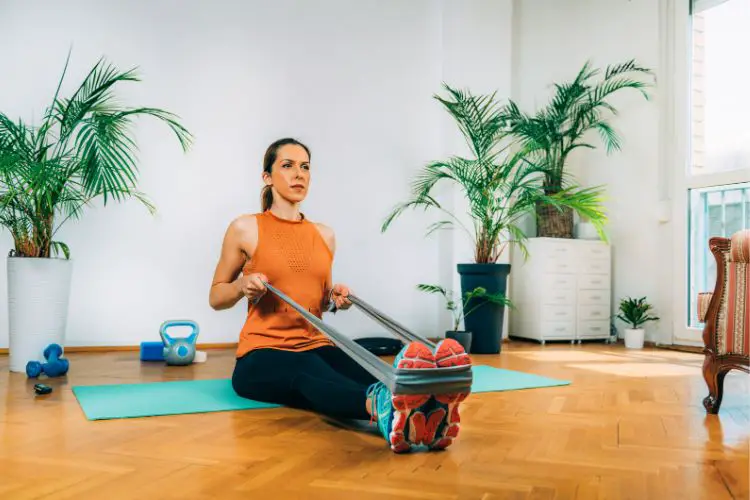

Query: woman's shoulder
[[308, 219, 336, 254], [225, 213, 261, 242]]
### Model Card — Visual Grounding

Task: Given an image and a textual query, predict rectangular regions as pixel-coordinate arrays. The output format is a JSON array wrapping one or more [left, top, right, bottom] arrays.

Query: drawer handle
[[556, 280, 567, 285], [556, 312, 566, 316], [555, 327, 565, 332], [556, 296, 566, 300], [592, 311, 601, 316], [591, 280, 602, 285], [591, 327, 601, 331], [590, 295, 601, 300]]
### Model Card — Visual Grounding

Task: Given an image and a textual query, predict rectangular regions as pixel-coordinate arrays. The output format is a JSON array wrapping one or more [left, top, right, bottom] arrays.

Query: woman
[[208, 138, 470, 453]]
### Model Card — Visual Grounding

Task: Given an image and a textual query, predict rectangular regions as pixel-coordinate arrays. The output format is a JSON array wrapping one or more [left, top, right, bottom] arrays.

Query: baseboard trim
[[0, 342, 238, 355], [0, 336, 508, 356]]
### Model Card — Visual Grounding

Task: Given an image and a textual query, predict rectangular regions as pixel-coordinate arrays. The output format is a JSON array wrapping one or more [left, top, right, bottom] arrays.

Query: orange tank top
[[236, 210, 335, 358]]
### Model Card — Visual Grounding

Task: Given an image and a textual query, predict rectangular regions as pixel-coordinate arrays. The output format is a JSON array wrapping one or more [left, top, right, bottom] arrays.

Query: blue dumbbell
[[26, 343, 69, 378], [43, 344, 69, 377]]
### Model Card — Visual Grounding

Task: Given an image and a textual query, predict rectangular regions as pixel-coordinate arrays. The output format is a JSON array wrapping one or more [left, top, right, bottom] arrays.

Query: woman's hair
[[260, 138, 311, 211]]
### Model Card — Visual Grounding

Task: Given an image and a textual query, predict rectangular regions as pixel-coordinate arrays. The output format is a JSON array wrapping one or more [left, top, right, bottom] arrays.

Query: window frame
[[669, 0, 750, 346]]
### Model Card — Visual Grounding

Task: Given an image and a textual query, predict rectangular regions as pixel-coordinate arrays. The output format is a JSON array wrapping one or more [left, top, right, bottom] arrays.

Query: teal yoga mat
[[72, 379, 281, 421], [72, 366, 569, 421], [470, 365, 570, 393]]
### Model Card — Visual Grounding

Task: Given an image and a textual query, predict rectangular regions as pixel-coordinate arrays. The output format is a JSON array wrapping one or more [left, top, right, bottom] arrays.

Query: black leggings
[[231, 346, 378, 420]]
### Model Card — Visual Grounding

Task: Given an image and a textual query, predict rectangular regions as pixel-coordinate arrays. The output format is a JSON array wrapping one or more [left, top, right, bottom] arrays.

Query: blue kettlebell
[[160, 320, 199, 366]]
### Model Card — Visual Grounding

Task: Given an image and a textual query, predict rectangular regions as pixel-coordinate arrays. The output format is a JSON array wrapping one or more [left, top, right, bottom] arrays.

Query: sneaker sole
[[389, 342, 436, 453], [430, 339, 471, 451]]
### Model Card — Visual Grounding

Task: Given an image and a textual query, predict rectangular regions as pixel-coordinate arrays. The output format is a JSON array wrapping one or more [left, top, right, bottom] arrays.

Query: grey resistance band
[[263, 282, 473, 396]]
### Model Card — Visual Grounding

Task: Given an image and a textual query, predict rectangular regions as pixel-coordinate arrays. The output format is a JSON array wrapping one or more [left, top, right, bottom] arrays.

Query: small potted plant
[[616, 296, 660, 349], [417, 283, 512, 353]]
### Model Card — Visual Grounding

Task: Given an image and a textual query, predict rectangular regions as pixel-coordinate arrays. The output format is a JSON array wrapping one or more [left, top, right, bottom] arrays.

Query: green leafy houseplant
[[416, 283, 513, 332], [616, 296, 659, 349], [1, 52, 191, 372], [501, 59, 655, 238], [381, 84, 606, 354], [0, 53, 192, 258], [616, 296, 660, 329]]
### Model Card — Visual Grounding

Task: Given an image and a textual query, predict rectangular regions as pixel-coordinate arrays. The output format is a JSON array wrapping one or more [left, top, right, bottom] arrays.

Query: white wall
[[0, 0, 515, 348], [438, 0, 515, 335], [509, 0, 673, 343]]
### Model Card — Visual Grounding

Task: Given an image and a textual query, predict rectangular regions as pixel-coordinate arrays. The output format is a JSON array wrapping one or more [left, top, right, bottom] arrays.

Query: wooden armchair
[[697, 229, 749, 414]]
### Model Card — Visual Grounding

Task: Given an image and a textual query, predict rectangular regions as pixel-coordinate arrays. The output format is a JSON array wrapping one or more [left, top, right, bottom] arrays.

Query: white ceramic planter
[[575, 221, 601, 240], [7, 257, 73, 372], [624, 328, 645, 349]]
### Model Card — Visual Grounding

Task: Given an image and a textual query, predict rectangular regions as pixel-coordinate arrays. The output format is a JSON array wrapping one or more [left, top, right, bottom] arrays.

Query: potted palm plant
[[416, 283, 512, 353], [501, 59, 654, 238], [382, 84, 605, 353], [616, 296, 660, 349], [0, 53, 192, 372]]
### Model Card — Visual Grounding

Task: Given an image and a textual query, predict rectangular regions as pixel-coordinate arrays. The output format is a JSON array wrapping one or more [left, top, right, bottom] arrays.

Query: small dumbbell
[[43, 344, 69, 377], [26, 343, 70, 378]]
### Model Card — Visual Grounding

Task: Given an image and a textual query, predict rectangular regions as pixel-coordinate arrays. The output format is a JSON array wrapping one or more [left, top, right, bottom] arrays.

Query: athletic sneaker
[[428, 338, 472, 450], [366, 341, 436, 453]]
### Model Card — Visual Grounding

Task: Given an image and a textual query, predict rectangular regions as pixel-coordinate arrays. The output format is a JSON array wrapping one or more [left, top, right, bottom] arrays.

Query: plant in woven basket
[[380, 83, 606, 263], [501, 59, 655, 238]]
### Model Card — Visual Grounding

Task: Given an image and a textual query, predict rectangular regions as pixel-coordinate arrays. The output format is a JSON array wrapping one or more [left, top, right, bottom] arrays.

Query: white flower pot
[[623, 328, 645, 349], [575, 221, 601, 240], [7, 256, 73, 372]]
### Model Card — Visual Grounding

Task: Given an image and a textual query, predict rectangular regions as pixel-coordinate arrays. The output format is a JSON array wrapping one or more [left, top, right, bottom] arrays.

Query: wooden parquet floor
[[1, 342, 748, 500]]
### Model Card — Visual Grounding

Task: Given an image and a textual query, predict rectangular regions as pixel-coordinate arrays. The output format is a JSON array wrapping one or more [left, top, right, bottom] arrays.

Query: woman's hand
[[330, 283, 352, 310], [235, 272, 269, 304]]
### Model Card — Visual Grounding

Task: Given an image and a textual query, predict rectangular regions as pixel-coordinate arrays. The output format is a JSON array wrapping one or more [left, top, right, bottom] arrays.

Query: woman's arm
[[209, 216, 258, 310], [315, 223, 351, 311]]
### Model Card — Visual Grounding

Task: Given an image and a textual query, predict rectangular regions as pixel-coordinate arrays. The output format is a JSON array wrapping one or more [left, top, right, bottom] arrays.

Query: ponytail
[[261, 185, 273, 212]]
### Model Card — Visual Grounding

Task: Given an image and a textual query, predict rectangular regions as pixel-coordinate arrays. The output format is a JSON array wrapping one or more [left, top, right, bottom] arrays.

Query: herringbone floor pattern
[[1, 343, 747, 499]]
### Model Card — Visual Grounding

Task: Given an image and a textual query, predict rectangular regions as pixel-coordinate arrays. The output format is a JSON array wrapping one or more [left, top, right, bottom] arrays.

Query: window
[[685, 0, 750, 330], [688, 182, 750, 327], [690, 0, 750, 178]]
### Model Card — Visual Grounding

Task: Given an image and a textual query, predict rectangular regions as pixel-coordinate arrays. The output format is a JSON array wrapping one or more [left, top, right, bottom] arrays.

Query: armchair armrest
[[730, 229, 750, 263], [697, 292, 713, 323]]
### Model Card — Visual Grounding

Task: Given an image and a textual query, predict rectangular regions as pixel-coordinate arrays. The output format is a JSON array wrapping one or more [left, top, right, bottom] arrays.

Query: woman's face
[[264, 144, 311, 204]]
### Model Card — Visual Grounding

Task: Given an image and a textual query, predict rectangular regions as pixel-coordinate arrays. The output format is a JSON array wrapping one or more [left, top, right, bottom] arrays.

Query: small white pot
[[7, 256, 73, 372], [575, 221, 601, 240], [623, 328, 645, 349]]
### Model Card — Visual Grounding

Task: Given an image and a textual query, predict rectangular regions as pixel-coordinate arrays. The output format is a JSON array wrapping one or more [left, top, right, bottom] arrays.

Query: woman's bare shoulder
[[224, 214, 260, 256], [311, 220, 335, 255], [229, 213, 259, 233]]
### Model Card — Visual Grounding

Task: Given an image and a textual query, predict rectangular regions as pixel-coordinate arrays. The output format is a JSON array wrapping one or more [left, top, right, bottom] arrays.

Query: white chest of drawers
[[509, 238, 612, 344]]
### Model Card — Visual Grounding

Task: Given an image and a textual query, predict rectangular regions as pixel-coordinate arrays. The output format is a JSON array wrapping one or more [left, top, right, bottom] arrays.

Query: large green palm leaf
[[0, 51, 192, 258]]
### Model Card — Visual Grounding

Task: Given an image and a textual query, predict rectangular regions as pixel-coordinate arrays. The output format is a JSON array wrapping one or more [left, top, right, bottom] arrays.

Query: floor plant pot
[[623, 328, 645, 349], [445, 330, 472, 354], [7, 256, 73, 372], [457, 263, 511, 354]]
